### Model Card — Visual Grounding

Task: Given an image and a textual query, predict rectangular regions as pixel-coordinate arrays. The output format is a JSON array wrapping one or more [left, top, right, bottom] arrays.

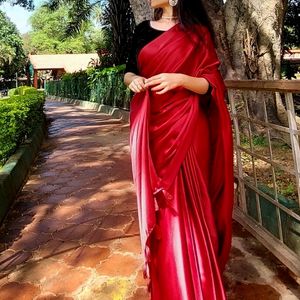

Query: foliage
[[0, 0, 33, 10], [281, 61, 299, 79], [25, 5, 105, 55], [86, 64, 125, 86], [46, 64, 131, 109], [44, 0, 135, 66], [0, 87, 45, 166], [0, 11, 26, 79], [283, 0, 300, 49], [8, 86, 37, 97], [100, 0, 136, 66]]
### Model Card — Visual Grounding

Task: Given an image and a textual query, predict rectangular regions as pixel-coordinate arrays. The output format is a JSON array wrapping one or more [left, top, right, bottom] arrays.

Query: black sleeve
[[125, 21, 148, 75]]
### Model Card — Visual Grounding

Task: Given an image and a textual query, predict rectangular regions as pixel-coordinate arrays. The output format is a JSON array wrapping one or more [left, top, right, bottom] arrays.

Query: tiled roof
[[29, 53, 99, 72]]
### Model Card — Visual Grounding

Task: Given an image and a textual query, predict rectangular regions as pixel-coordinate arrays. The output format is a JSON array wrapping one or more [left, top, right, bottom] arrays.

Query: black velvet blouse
[[125, 20, 212, 95], [125, 20, 164, 75]]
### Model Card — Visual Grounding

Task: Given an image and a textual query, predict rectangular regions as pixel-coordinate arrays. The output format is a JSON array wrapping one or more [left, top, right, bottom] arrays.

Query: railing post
[[285, 92, 300, 207], [228, 89, 247, 212]]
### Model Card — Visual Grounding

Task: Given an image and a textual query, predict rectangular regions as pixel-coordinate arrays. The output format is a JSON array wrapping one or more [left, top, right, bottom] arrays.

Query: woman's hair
[[154, 0, 214, 36]]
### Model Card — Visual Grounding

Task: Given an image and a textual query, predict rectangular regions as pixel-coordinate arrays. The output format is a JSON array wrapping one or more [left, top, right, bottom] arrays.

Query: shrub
[[46, 64, 132, 109], [8, 86, 38, 97], [0, 88, 45, 166]]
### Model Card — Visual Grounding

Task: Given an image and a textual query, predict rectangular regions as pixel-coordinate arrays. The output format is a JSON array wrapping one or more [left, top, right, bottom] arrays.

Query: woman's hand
[[128, 75, 147, 93], [144, 73, 184, 95], [145, 73, 210, 95]]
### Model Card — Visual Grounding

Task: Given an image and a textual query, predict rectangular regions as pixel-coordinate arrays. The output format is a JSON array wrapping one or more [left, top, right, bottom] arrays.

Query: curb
[[47, 96, 130, 123], [0, 115, 48, 224]]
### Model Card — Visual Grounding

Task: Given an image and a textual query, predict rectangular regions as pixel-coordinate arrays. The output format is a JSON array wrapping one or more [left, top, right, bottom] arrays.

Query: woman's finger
[[146, 79, 163, 88], [151, 82, 167, 91], [129, 84, 138, 93], [146, 74, 162, 83], [145, 75, 164, 85], [156, 86, 169, 94], [130, 81, 140, 93]]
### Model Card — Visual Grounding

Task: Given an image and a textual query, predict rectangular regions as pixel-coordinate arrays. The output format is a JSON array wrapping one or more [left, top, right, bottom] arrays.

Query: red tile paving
[[0, 99, 299, 299]]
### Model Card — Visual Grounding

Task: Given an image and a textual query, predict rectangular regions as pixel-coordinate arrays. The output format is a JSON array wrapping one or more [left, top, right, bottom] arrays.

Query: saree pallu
[[129, 23, 234, 300]]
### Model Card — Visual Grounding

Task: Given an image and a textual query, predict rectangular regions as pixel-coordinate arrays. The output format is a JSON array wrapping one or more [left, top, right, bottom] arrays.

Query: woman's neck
[[161, 6, 176, 18]]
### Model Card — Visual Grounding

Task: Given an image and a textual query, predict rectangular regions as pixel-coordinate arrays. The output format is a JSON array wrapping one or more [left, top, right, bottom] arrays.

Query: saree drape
[[129, 23, 234, 300]]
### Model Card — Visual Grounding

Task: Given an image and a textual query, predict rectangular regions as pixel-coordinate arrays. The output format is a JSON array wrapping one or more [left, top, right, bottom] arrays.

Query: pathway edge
[[46, 95, 130, 122], [0, 115, 48, 225]]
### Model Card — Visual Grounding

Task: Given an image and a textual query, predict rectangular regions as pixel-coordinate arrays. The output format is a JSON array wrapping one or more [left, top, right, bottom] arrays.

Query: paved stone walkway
[[0, 99, 299, 300]]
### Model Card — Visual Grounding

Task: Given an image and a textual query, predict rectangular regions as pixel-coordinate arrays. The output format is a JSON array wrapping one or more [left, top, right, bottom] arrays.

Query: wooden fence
[[226, 80, 300, 277]]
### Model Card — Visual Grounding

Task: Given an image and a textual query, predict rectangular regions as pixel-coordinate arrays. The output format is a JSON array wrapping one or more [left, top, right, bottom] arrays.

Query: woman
[[124, 0, 234, 299]]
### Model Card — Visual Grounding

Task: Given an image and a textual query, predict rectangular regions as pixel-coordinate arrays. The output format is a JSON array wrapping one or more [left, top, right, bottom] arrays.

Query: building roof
[[29, 53, 99, 73]]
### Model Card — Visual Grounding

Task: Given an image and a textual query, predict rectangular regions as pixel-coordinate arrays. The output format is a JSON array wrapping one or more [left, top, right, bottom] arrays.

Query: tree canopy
[[0, 0, 33, 10], [283, 0, 300, 48], [25, 5, 104, 54], [0, 10, 26, 79]]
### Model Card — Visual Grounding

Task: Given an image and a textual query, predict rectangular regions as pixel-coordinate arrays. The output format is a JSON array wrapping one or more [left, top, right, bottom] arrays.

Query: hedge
[[0, 87, 45, 167], [46, 65, 132, 110], [8, 86, 38, 97]]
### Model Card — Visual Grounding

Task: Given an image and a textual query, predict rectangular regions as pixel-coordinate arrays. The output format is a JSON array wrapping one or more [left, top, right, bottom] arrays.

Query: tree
[[283, 0, 300, 48], [43, 0, 135, 66], [0, 11, 26, 79], [25, 5, 105, 55], [100, 0, 135, 66], [0, 0, 33, 10]]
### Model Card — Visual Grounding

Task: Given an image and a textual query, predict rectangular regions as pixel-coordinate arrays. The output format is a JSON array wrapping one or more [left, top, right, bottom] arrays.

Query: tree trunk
[[128, 0, 151, 24]]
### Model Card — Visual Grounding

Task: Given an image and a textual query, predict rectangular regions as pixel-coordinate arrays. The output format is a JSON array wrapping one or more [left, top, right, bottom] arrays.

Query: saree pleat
[[148, 131, 226, 300], [129, 23, 234, 299]]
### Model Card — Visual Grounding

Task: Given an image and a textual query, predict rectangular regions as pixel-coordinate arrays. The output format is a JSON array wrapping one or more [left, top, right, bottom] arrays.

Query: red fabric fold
[[129, 23, 234, 299]]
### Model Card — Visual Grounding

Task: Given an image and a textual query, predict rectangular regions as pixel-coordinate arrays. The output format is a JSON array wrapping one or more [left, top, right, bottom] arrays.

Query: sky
[[0, 0, 43, 34]]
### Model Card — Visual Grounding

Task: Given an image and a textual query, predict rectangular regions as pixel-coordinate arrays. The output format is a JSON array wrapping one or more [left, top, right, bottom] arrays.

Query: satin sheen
[[129, 23, 234, 300]]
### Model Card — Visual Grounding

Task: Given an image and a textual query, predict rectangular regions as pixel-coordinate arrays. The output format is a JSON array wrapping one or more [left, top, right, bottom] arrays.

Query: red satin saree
[[129, 23, 234, 300]]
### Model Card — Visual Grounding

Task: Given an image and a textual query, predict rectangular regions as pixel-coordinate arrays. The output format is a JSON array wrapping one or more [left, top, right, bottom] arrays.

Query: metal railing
[[226, 80, 300, 277]]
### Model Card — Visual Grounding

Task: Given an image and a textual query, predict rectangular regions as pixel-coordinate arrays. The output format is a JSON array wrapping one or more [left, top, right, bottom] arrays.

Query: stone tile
[[112, 200, 138, 214], [42, 266, 91, 294], [83, 228, 124, 245], [48, 205, 81, 220], [53, 224, 94, 241], [77, 277, 132, 300], [54, 186, 79, 195], [227, 282, 281, 300], [35, 292, 74, 299], [0, 273, 9, 287], [135, 269, 149, 287], [35, 239, 80, 260], [101, 181, 133, 192], [63, 245, 110, 268], [115, 236, 141, 255], [0, 249, 33, 273], [0, 282, 40, 300], [124, 219, 140, 235], [65, 209, 103, 226], [33, 219, 66, 234], [96, 254, 140, 277], [43, 194, 67, 204], [100, 215, 133, 231], [82, 198, 116, 212], [127, 287, 149, 300], [22, 204, 51, 219], [8, 259, 65, 283], [36, 185, 61, 193], [10, 232, 51, 252]]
